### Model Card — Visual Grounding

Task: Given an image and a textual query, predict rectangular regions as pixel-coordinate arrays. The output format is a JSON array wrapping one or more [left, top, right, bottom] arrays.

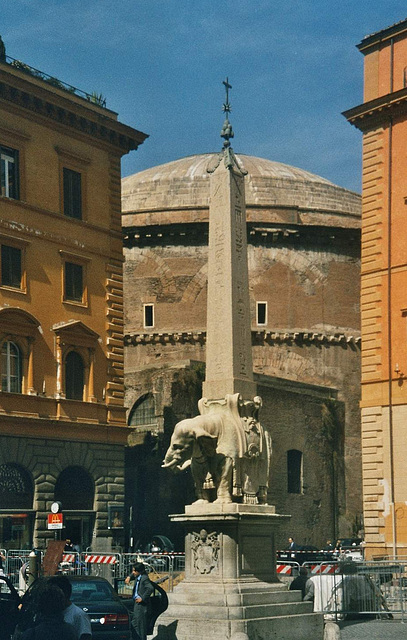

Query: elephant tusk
[[178, 459, 191, 471], [161, 458, 179, 469]]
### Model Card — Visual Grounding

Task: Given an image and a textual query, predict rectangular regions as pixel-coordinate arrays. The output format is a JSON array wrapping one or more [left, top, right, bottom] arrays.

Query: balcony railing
[[3, 55, 107, 109]]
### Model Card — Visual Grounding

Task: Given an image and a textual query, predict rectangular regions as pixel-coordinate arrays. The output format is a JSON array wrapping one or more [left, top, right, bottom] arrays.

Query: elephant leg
[[214, 456, 233, 504], [191, 459, 210, 504]]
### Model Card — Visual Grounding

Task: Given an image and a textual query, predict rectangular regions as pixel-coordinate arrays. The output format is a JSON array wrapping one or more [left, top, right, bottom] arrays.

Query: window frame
[[64, 261, 84, 303], [56, 147, 90, 222], [64, 349, 85, 401], [63, 167, 82, 220], [256, 301, 268, 326], [128, 393, 157, 428], [143, 303, 154, 329], [0, 235, 28, 293], [60, 251, 90, 307], [0, 125, 29, 203], [0, 145, 19, 199], [287, 449, 303, 495], [1, 339, 23, 393]]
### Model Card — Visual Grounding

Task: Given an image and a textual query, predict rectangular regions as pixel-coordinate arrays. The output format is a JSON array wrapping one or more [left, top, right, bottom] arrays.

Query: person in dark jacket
[[21, 583, 76, 640], [289, 566, 309, 599], [287, 536, 300, 551], [125, 562, 154, 640]]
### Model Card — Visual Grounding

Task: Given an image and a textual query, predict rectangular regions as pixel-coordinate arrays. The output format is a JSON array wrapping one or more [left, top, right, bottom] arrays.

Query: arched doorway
[[0, 463, 34, 549], [55, 466, 94, 550]]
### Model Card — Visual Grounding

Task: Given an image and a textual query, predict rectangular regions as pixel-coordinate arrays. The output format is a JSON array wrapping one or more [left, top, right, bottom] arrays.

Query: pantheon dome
[[122, 152, 362, 550], [122, 153, 360, 229]]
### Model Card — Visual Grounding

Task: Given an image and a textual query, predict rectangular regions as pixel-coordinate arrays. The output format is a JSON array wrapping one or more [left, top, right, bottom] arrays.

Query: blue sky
[[2, 2, 407, 193]]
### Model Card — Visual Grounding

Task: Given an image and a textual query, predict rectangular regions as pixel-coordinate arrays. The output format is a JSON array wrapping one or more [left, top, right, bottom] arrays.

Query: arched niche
[[55, 466, 94, 511], [0, 463, 33, 509], [128, 393, 157, 428]]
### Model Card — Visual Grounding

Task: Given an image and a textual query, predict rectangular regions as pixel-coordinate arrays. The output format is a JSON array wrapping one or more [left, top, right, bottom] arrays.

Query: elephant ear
[[195, 429, 218, 457]]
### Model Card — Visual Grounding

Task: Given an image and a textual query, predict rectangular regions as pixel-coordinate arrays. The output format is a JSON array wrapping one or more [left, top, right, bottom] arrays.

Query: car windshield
[[70, 580, 115, 603]]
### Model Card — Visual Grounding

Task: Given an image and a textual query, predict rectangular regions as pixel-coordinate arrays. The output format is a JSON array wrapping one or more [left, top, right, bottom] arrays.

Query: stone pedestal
[[153, 505, 323, 640]]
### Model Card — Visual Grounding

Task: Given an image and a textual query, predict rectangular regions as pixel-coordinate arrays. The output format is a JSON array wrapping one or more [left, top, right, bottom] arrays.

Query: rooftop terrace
[[2, 54, 107, 109]]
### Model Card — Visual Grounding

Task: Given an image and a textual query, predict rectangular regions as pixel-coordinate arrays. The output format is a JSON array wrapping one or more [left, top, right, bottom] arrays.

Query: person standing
[[289, 566, 309, 599], [125, 562, 154, 640], [48, 575, 92, 639], [287, 536, 300, 551], [21, 583, 76, 640]]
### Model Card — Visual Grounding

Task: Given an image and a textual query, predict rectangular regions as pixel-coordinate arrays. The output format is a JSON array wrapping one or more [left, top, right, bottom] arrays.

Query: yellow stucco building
[[345, 18, 407, 558], [0, 48, 147, 549]]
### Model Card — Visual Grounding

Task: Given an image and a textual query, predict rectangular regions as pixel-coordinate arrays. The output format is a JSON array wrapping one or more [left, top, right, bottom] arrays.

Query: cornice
[[123, 222, 360, 247], [124, 329, 361, 348], [0, 199, 123, 249], [0, 69, 147, 154], [0, 412, 130, 445], [357, 19, 407, 53], [343, 87, 407, 132]]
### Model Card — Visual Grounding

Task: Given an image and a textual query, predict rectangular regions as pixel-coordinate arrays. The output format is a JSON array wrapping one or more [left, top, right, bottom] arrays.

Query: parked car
[[69, 575, 131, 639], [337, 538, 363, 550], [13, 575, 131, 640], [12, 574, 168, 640], [277, 545, 335, 566]]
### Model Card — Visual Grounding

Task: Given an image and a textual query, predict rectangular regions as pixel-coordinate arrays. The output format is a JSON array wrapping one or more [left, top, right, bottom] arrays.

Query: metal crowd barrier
[[290, 560, 407, 621], [2, 549, 186, 592], [276, 560, 300, 584], [119, 553, 185, 592], [5, 550, 32, 590]]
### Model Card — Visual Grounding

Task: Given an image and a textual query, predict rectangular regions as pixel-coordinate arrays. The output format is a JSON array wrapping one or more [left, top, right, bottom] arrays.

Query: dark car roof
[[68, 575, 114, 583]]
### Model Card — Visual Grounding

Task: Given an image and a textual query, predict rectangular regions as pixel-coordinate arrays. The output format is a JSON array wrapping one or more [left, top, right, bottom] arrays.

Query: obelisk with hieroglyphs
[[203, 78, 256, 402]]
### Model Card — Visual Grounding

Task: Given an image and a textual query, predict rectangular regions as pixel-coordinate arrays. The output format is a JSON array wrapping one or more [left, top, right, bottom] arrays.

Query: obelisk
[[203, 78, 256, 402]]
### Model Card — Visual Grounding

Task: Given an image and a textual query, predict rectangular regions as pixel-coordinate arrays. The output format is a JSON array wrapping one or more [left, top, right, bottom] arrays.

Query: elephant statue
[[162, 393, 271, 505]]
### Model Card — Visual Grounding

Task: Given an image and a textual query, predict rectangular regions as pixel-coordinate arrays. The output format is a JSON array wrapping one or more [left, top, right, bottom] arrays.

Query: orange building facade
[[345, 18, 407, 557], [0, 52, 146, 550]]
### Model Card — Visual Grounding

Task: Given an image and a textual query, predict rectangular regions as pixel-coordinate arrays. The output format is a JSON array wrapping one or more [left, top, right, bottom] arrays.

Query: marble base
[[153, 505, 323, 640]]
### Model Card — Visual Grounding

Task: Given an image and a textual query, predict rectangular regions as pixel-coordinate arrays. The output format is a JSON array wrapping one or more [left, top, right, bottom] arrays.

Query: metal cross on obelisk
[[203, 79, 256, 401]]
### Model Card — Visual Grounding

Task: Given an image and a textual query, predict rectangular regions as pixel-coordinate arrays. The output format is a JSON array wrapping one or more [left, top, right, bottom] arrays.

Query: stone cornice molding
[[0, 205, 123, 251], [0, 68, 147, 153], [124, 329, 361, 347], [343, 87, 407, 132], [0, 122, 31, 143], [123, 222, 360, 246], [54, 145, 91, 166]]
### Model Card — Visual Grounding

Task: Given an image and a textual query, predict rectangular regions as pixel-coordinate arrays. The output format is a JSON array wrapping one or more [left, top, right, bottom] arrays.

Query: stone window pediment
[[52, 320, 99, 349], [0, 307, 41, 394], [0, 307, 40, 338]]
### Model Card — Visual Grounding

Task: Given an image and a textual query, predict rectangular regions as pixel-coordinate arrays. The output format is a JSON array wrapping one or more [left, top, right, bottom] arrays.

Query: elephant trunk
[[161, 456, 191, 472], [161, 457, 179, 470]]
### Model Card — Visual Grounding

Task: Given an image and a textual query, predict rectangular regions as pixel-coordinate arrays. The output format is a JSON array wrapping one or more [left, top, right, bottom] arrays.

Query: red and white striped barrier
[[62, 554, 75, 563], [276, 564, 294, 575], [277, 562, 340, 575], [306, 563, 339, 575], [276, 562, 301, 575], [84, 554, 118, 564]]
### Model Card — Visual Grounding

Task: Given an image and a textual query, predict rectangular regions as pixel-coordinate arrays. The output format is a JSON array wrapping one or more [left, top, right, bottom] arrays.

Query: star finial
[[208, 77, 245, 174]]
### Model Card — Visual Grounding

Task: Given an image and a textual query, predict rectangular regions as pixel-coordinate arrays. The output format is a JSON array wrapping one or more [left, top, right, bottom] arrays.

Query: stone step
[[154, 612, 323, 640], [164, 600, 314, 620], [169, 587, 303, 607]]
